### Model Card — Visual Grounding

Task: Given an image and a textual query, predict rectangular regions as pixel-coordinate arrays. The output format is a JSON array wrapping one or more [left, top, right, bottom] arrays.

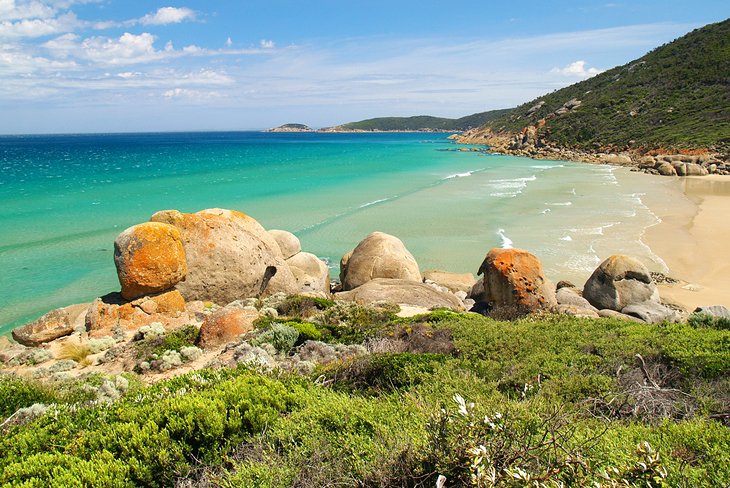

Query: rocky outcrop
[[150, 208, 298, 304], [85, 290, 190, 338], [12, 303, 88, 346], [269, 229, 301, 260], [583, 255, 659, 311], [286, 252, 331, 295], [692, 305, 730, 319], [422, 270, 476, 294], [340, 232, 421, 291], [471, 248, 556, 311], [335, 278, 465, 311], [113, 222, 187, 300], [197, 304, 259, 349]]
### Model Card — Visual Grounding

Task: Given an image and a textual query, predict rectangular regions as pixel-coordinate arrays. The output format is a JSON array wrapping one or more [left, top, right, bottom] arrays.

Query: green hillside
[[480, 19, 730, 151], [334, 108, 511, 131]]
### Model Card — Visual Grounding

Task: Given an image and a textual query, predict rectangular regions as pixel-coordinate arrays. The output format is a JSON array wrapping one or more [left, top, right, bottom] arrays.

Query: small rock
[[556, 287, 597, 311], [555, 304, 600, 319], [196, 305, 260, 349], [422, 270, 476, 294], [12, 303, 89, 347], [692, 305, 730, 319], [622, 301, 679, 324], [598, 309, 645, 323]]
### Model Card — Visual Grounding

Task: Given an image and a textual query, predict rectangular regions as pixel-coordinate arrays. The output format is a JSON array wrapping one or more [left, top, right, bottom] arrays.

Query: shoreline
[[643, 175, 730, 310]]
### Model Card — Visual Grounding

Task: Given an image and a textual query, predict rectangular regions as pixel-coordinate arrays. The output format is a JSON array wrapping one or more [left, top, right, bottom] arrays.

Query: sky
[[0, 1, 728, 134]]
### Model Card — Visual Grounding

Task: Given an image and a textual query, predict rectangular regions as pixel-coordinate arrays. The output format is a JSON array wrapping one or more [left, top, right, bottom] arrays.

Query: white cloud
[[0, 10, 77, 37], [139, 7, 195, 26], [0, 0, 56, 22], [225, 36, 232, 47], [260, 39, 274, 49], [163, 87, 222, 99], [550, 60, 603, 78]]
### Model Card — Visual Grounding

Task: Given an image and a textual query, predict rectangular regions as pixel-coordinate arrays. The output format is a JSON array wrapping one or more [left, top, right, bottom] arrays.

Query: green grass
[[2, 312, 729, 486]]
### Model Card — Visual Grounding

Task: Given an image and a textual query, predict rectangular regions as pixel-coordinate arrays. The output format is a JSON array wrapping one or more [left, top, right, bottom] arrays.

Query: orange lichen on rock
[[114, 222, 187, 300], [475, 248, 556, 310], [196, 306, 259, 349], [85, 290, 190, 338]]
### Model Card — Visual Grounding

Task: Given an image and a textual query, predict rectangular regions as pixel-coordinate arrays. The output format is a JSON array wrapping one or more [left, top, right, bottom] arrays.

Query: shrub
[[326, 353, 449, 393], [290, 321, 322, 344], [57, 342, 91, 363], [0, 375, 57, 418], [276, 295, 335, 318], [688, 312, 730, 330], [251, 324, 299, 353]]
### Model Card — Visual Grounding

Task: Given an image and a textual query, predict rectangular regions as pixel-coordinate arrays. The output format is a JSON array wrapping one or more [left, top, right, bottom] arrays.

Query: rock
[[656, 161, 677, 176], [692, 305, 730, 319], [286, 252, 331, 295], [556, 280, 576, 290], [339, 250, 353, 284], [473, 248, 556, 311], [639, 156, 656, 165], [685, 163, 709, 176], [340, 232, 421, 290], [85, 290, 191, 338], [12, 303, 89, 347], [197, 304, 259, 349], [268, 229, 301, 260], [622, 301, 679, 324], [335, 278, 465, 311], [583, 255, 659, 311], [598, 309, 645, 323], [599, 154, 633, 165], [150, 208, 298, 303], [556, 287, 597, 311], [555, 304, 600, 319], [113, 222, 188, 300], [422, 270, 476, 294], [0, 336, 12, 351]]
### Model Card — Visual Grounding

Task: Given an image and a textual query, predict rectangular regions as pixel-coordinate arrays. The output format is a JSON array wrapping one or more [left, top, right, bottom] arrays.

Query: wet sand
[[643, 175, 730, 311]]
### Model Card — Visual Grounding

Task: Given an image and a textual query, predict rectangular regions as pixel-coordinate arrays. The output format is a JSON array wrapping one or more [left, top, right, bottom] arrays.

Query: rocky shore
[[454, 128, 730, 176], [2, 207, 726, 384]]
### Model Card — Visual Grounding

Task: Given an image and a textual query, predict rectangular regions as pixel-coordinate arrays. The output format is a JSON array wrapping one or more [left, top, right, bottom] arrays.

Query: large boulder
[[197, 304, 259, 349], [12, 303, 89, 346], [268, 229, 301, 259], [335, 278, 465, 311], [583, 255, 659, 311], [286, 252, 331, 295], [693, 305, 730, 319], [656, 161, 677, 176], [341, 232, 421, 290], [472, 248, 556, 311], [150, 208, 298, 303], [422, 270, 476, 294], [114, 222, 187, 300]]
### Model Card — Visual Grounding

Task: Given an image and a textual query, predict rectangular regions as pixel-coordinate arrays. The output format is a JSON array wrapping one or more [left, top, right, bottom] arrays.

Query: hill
[[461, 19, 730, 153], [266, 123, 313, 132], [325, 108, 511, 132]]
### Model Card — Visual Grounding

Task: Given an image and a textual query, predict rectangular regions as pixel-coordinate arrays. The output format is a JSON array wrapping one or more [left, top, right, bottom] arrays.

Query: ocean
[[0, 131, 667, 334]]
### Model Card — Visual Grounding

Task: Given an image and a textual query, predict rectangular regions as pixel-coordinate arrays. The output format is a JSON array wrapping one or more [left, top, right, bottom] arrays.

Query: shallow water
[[0, 132, 666, 333]]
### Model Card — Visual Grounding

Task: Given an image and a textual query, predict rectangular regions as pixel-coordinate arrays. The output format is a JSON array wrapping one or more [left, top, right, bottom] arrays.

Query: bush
[[326, 353, 449, 393], [290, 321, 322, 345], [0, 375, 58, 418], [688, 312, 730, 330], [251, 324, 299, 353]]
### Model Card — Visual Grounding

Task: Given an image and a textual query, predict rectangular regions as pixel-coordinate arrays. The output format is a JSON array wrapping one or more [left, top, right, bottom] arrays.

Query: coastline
[[643, 175, 730, 310]]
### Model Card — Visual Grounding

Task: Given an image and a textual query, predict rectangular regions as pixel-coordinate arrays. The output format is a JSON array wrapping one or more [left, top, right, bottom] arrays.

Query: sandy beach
[[643, 174, 730, 311]]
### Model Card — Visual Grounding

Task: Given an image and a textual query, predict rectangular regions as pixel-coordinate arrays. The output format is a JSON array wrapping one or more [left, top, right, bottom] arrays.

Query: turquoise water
[[0, 132, 666, 334]]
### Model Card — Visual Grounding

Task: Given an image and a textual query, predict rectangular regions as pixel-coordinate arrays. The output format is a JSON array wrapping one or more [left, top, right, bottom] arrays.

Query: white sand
[[643, 175, 730, 310]]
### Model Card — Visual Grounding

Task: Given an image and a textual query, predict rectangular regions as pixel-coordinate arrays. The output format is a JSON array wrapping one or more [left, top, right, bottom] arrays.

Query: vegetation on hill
[[333, 108, 511, 131], [477, 19, 730, 152], [2, 304, 730, 486]]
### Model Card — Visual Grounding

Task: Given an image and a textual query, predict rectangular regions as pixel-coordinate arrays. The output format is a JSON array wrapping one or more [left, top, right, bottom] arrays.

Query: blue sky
[[0, 1, 728, 133]]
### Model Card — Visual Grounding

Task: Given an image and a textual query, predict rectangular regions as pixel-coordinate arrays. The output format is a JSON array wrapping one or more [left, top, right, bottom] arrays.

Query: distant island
[[266, 123, 314, 132], [266, 108, 512, 133]]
